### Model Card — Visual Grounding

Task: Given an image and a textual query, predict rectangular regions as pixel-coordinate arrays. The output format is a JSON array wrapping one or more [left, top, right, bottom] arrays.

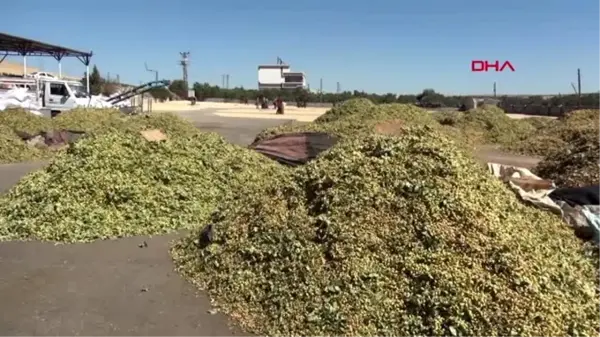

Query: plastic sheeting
[[487, 162, 560, 213], [0, 88, 43, 115], [0, 87, 129, 114], [15, 129, 87, 148], [249, 132, 338, 166]]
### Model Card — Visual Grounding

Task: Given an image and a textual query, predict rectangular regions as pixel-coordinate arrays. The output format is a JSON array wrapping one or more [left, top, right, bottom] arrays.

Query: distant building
[[258, 63, 306, 90]]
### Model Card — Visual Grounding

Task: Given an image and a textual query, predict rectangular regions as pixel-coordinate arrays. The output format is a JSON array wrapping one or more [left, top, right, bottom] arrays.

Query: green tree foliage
[[169, 80, 189, 99], [149, 87, 172, 101], [89, 65, 103, 95], [81, 65, 120, 96], [188, 82, 459, 106], [185, 82, 599, 110]]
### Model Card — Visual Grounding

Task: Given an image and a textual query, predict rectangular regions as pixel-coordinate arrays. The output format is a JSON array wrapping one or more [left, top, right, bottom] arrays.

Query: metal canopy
[[0, 32, 92, 65], [0, 32, 94, 93]]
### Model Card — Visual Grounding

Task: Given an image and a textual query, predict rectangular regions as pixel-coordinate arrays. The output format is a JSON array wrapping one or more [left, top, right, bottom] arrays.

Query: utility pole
[[221, 74, 230, 89], [319, 78, 323, 102], [179, 52, 190, 85], [336, 82, 341, 94], [145, 62, 158, 82], [577, 68, 581, 107], [493, 82, 497, 97]]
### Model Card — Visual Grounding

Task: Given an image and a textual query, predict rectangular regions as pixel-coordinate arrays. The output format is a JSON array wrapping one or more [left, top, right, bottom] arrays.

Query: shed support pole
[[86, 65, 90, 95], [75, 53, 93, 96], [53, 53, 65, 79], [23, 56, 27, 76]]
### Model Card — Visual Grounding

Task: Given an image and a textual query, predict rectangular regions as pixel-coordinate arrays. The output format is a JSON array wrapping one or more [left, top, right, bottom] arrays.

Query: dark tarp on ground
[[15, 129, 87, 147], [549, 185, 600, 207], [249, 132, 338, 167]]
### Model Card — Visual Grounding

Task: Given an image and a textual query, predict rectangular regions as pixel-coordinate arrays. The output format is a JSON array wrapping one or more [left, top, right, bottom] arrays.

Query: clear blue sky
[[2, 0, 599, 95]]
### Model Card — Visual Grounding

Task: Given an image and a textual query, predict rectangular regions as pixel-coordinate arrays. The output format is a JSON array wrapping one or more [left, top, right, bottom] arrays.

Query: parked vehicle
[[0, 77, 170, 116], [26, 71, 57, 80]]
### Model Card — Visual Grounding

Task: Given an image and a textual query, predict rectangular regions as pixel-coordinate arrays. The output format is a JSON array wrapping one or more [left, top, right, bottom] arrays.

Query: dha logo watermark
[[471, 60, 515, 72]]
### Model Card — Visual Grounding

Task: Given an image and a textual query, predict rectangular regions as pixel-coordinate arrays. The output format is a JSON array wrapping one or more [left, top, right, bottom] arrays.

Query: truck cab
[[41, 80, 87, 116]]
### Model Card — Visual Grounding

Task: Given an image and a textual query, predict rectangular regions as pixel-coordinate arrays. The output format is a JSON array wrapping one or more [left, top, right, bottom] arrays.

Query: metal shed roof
[[0, 32, 92, 64]]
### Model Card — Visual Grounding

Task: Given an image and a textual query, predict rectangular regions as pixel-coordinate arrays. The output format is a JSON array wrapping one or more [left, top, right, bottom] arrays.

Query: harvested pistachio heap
[[532, 109, 599, 186], [0, 108, 53, 133], [0, 108, 202, 163], [0, 125, 49, 163], [172, 126, 599, 336], [0, 122, 281, 242], [535, 126, 599, 187], [313, 98, 376, 123], [432, 107, 538, 152], [256, 101, 439, 141], [51, 108, 127, 132]]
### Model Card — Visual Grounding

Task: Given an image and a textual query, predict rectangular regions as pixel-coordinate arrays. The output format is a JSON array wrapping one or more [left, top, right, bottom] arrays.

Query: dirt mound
[[0, 126, 281, 242], [172, 126, 598, 336]]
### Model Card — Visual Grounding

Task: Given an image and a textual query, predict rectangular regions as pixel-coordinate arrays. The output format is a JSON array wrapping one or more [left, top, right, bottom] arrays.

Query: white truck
[[0, 77, 169, 116], [40, 79, 101, 117], [0, 77, 110, 117]]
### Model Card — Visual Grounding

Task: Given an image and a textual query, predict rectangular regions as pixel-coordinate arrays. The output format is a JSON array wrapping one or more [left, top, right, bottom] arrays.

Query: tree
[[149, 87, 171, 101], [81, 65, 104, 96], [89, 65, 103, 95], [101, 81, 119, 96], [169, 80, 188, 99]]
